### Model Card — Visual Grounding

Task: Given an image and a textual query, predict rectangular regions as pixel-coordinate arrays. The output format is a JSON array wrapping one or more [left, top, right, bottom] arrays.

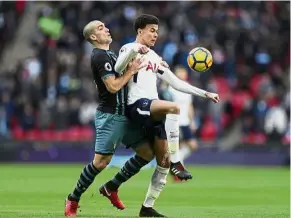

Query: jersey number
[[133, 72, 139, 83]]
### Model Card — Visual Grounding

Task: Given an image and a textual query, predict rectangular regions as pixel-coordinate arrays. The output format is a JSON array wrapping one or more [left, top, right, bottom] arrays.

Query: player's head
[[134, 14, 159, 47], [174, 65, 189, 81], [83, 20, 112, 46]]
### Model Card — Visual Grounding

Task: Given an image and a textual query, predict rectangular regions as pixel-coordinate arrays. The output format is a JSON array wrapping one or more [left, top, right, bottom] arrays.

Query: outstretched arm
[[157, 66, 219, 102]]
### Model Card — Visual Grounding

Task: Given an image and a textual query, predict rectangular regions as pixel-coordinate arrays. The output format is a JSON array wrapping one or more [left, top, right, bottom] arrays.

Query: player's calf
[[67, 154, 112, 203], [105, 154, 151, 191], [154, 138, 171, 169], [139, 138, 170, 212], [101, 154, 151, 209]]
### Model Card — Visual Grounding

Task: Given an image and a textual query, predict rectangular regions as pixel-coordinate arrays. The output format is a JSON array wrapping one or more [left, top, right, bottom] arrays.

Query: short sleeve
[[92, 52, 115, 81]]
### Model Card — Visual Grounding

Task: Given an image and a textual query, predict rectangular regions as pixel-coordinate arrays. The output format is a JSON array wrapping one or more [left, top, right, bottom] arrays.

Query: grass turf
[[0, 164, 289, 218]]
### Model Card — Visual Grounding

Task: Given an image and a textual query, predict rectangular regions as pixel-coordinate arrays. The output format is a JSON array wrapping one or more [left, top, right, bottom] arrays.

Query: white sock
[[165, 114, 180, 163], [143, 166, 169, 208], [179, 146, 192, 162]]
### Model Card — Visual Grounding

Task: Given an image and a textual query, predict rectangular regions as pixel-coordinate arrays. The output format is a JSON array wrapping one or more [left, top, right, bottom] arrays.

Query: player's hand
[[138, 45, 149, 54], [127, 57, 146, 75], [205, 92, 220, 103]]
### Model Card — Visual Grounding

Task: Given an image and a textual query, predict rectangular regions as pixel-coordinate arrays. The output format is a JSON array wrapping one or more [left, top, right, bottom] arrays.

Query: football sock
[[165, 114, 180, 163], [106, 155, 150, 191], [143, 165, 169, 208], [69, 162, 100, 201], [179, 146, 192, 162]]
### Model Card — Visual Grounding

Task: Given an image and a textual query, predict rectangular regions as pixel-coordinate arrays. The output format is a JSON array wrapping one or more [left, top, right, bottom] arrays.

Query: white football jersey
[[168, 86, 192, 126], [119, 43, 162, 105]]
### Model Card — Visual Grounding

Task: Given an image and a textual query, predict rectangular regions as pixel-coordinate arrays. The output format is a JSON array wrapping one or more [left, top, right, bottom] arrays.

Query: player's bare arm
[[158, 66, 220, 103], [103, 58, 146, 93]]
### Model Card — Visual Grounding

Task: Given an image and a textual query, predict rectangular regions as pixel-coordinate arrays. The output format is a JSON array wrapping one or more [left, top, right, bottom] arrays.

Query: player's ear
[[138, 28, 142, 35], [89, 34, 97, 41]]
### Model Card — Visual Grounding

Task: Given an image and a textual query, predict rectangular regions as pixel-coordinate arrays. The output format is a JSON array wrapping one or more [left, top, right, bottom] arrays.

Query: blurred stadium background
[[0, 1, 290, 218]]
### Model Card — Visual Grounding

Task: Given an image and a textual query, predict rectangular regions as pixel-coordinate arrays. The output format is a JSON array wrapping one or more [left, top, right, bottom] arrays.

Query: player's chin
[[149, 41, 156, 47]]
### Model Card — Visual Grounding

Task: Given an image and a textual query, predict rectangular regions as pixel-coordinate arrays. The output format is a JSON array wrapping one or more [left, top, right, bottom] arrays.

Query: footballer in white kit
[[113, 14, 220, 217], [117, 42, 168, 125]]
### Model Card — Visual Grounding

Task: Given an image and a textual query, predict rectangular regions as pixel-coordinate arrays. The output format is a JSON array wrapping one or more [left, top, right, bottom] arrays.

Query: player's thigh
[[150, 99, 180, 121], [122, 123, 154, 160], [127, 99, 167, 140], [127, 98, 153, 125], [95, 111, 128, 155]]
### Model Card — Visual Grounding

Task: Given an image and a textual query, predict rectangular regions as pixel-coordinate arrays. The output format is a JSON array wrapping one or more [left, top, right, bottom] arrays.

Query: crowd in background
[[0, 1, 26, 59], [0, 1, 289, 145]]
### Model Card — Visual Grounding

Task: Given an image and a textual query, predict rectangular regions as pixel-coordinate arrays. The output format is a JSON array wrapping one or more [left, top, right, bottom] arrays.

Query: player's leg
[[100, 125, 154, 210], [178, 125, 198, 163], [150, 100, 192, 180], [128, 98, 192, 180], [139, 135, 169, 217], [104, 143, 154, 190], [137, 123, 169, 217], [100, 143, 154, 210], [65, 111, 127, 216], [179, 140, 198, 163], [128, 99, 180, 165]]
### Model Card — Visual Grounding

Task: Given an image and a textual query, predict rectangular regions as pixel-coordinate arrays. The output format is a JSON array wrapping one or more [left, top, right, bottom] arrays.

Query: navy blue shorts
[[127, 98, 167, 140], [180, 125, 195, 141]]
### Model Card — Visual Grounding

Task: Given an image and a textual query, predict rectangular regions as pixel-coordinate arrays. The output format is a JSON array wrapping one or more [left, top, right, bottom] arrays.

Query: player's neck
[[135, 37, 149, 48], [94, 43, 110, 50]]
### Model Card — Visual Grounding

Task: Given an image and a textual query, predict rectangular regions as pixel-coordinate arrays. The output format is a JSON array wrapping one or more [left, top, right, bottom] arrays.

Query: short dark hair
[[134, 14, 159, 33]]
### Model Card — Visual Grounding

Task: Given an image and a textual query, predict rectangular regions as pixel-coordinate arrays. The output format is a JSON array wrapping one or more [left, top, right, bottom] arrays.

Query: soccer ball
[[187, 47, 213, 72]]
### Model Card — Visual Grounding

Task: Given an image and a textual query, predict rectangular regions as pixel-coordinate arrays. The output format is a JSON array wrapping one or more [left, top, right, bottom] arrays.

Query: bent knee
[[141, 150, 155, 162], [168, 103, 180, 114], [93, 154, 112, 170], [189, 140, 198, 151], [134, 144, 155, 162]]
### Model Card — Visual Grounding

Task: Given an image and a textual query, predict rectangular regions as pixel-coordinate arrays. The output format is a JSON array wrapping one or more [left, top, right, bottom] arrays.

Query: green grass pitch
[[0, 164, 289, 218]]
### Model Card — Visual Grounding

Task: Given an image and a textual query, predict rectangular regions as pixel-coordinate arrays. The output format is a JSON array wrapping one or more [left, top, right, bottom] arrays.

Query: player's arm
[[157, 66, 220, 103], [114, 44, 148, 74], [95, 54, 144, 94], [104, 58, 146, 93]]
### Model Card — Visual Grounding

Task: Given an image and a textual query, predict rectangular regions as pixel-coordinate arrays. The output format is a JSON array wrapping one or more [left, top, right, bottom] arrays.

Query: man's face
[[90, 21, 112, 44], [140, 24, 158, 47]]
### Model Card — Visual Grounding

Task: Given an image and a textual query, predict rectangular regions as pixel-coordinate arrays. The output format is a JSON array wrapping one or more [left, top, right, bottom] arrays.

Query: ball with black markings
[[187, 47, 213, 72]]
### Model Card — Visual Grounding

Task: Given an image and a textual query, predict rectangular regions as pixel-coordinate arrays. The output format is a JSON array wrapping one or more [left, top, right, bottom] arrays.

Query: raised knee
[[189, 140, 198, 151], [169, 104, 180, 114]]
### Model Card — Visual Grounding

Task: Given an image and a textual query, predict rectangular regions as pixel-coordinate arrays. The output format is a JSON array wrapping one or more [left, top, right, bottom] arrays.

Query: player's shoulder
[[92, 48, 110, 63], [92, 48, 107, 58], [119, 42, 138, 53]]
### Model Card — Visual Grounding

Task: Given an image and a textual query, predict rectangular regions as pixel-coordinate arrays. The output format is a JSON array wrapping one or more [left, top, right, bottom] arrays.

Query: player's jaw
[[148, 37, 157, 47], [142, 34, 157, 47]]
